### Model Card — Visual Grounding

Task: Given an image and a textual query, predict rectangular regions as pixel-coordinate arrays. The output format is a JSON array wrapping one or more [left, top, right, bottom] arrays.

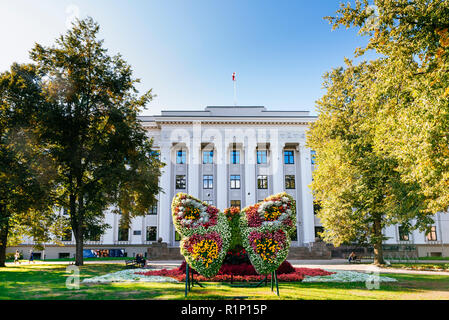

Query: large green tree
[[30, 18, 162, 266], [326, 0, 449, 217], [308, 60, 430, 264], [0, 63, 61, 267]]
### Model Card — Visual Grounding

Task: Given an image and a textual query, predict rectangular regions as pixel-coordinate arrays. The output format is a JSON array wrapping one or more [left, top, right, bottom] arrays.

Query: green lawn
[[1, 263, 449, 300]]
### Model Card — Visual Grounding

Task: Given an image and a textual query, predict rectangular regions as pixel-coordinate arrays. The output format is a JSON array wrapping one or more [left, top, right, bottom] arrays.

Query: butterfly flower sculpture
[[171, 192, 296, 277]]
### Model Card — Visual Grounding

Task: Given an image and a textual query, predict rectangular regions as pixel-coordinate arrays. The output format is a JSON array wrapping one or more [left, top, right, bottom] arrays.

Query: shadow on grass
[[2, 264, 449, 300]]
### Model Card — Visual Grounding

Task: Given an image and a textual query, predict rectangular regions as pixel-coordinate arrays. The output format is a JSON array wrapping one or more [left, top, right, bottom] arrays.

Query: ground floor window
[[257, 175, 268, 189], [176, 175, 186, 189], [146, 226, 157, 241], [230, 200, 241, 209], [118, 227, 129, 241], [61, 229, 72, 241], [398, 225, 410, 241], [426, 226, 437, 241], [290, 226, 298, 241], [285, 175, 295, 189], [315, 226, 324, 240]]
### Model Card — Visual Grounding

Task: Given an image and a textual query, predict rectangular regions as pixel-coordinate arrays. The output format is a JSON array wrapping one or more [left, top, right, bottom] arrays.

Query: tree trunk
[[373, 217, 384, 265], [70, 193, 84, 266], [0, 218, 10, 268], [74, 226, 84, 266]]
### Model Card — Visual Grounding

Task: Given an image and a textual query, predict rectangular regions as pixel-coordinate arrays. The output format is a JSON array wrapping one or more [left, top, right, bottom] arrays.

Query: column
[[158, 142, 172, 244], [299, 144, 315, 244], [216, 140, 227, 210], [271, 140, 284, 194], [244, 139, 257, 207], [188, 124, 201, 198]]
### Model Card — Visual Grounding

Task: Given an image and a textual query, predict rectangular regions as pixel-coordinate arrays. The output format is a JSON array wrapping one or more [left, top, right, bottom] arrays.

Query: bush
[[5, 252, 22, 261]]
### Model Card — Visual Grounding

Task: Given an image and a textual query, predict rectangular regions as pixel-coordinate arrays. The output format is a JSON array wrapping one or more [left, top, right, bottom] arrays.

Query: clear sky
[[0, 0, 371, 116]]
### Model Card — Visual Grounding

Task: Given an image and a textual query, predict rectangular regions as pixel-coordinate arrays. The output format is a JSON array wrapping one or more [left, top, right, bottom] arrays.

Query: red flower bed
[[136, 261, 333, 282]]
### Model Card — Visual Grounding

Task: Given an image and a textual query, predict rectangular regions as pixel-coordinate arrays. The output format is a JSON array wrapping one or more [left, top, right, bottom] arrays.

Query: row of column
[[157, 140, 315, 245]]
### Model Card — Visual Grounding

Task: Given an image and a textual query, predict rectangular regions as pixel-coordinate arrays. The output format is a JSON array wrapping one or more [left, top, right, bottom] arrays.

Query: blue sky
[[0, 1, 371, 116]]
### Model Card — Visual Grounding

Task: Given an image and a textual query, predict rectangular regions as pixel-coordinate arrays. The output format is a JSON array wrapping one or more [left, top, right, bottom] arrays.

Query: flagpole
[[233, 79, 237, 106], [233, 72, 237, 106]]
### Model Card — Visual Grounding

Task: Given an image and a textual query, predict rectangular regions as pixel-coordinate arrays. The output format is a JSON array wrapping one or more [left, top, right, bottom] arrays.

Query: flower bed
[[240, 193, 296, 275], [136, 262, 334, 283], [81, 269, 179, 284], [301, 270, 398, 283], [171, 193, 231, 278]]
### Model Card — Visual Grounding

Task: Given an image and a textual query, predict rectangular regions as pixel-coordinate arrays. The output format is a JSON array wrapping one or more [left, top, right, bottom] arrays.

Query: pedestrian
[[14, 250, 20, 264], [29, 249, 34, 264]]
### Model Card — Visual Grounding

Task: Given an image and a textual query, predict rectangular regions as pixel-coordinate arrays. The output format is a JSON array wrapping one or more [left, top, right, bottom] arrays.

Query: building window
[[426, 226, 438, 241], [148, 204, 157, 215], [203, 150, 214, 164], [285, 175, 295, 189], [398, 226, 409, 241], [150, 150, 160, 160], [176, 175, 186, 189], [284, 150, 294, 164], [230, 200, 241, 209], [315, 226, 324, 240], [231, 150, 240, 164], [176, 150, 186, 164], [311, 150, 316, 165], [146, 226, 157, 241], [257, 175, 268, 189], [313, 201, 321, 215], [203, 175, 213, 189], [230, 175, 241, 189], [257, 150, 267, 164], [61, 229, 72, 241], [118, 227, 129, 241], [291, 226, 298, 241]]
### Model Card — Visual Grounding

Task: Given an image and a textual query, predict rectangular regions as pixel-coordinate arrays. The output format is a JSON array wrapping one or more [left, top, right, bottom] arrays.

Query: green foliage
[[223, 207, 242, 250], [325, 0, 449, 215], [0, 63, 61, 266], [26, 17, 162, 265], [308, 0, 449, 263]]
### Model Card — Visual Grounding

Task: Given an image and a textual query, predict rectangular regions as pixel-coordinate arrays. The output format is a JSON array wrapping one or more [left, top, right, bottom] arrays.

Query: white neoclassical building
[[143, 105, 317, 247], [8, 106, 449, 259]]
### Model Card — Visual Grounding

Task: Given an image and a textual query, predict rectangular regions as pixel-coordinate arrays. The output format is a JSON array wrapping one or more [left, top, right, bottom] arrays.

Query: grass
[[6, 257, 131, 263], [418, 256, 449, 261], [1, 263, 449, 300]]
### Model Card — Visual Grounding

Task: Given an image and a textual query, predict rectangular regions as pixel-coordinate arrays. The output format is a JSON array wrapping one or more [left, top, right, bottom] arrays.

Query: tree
[[326, 0, 449, 218], [307, 60, 431, 264], [30, 17, 162, 266], [0, 63, 60, 267]]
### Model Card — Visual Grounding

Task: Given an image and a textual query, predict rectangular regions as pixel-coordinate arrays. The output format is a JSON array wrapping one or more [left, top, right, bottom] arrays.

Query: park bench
[[125, 258, 145, 268], [348, 255, 373, 264]]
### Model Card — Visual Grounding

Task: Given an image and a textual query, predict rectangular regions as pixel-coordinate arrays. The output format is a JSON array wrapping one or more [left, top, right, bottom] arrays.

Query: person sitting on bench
[[135, 253, 146, 267], [348, 252, 357, 263]]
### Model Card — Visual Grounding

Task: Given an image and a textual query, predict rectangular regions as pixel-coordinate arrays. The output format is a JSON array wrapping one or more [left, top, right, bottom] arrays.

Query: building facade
[[7, 106, 449, 259]]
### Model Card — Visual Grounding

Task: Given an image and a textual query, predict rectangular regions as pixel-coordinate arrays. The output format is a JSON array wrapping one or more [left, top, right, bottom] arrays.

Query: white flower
[[302, 270, 397, 283], [82, 269, 179, 284]]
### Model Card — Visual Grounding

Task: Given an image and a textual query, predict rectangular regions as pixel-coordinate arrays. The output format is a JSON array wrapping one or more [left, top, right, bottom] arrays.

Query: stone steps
[[287, 244, 332, 260]]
